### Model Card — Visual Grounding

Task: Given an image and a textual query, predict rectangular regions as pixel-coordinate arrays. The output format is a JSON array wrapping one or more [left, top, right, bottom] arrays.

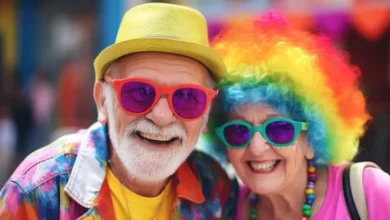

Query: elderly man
[[0, 3, 237, 219]]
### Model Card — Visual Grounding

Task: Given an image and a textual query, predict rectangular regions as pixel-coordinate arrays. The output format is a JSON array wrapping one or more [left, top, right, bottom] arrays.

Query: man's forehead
[[106, 52, 212, 85]]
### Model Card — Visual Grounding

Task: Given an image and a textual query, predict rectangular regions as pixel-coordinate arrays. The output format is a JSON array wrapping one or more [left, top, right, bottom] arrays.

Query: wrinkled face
[[94, 52, 212, 183], [225, 103, 314, 194]]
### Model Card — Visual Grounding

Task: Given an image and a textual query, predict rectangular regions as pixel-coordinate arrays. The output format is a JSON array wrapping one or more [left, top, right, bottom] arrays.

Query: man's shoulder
[[184, 150, 239, 218], [9, 130, 87, 193], [187, 150, 227, 175], [187, 150, 235, 192]]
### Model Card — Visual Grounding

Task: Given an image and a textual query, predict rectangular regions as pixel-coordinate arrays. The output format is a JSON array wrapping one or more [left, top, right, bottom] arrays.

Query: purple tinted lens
[[120, 81, 156, 113], [223, 124, 251, 146], [265, 121, 295, 144], [172, 88, 207, 119]]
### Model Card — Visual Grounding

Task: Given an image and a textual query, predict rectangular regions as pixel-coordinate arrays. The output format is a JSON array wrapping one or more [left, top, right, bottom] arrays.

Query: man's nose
[[144, 97, 176, 127]]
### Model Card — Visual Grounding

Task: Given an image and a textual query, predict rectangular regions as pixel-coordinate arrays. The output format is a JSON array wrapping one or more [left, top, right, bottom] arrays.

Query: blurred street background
[[0, 0, 389, 187]]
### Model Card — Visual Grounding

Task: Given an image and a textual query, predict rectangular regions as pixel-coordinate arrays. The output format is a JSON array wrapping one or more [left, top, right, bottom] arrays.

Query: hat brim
[[94, 38, 226, 81]]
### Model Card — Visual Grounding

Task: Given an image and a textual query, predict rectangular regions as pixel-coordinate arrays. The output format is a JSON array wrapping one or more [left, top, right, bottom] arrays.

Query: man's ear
[[94, 82, 108, 124], [201, 123, 209, 133], [201, 98, 219, 133]]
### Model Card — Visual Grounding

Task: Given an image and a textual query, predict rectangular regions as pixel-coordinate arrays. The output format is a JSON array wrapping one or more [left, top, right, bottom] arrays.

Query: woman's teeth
[[138, 132, 174, 142], [249, 160, 278, 172]]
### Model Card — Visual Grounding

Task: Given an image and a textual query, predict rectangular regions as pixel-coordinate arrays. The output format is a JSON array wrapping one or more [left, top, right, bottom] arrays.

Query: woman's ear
[[299, 133, 314, 160], [305, 146, 315, 160], [304, 138, 315, 160]]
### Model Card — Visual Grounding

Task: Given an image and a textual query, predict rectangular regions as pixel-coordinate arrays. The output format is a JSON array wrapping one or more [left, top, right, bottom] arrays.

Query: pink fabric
[[236, 184, 248, 219], [236, 165, 390, 219]]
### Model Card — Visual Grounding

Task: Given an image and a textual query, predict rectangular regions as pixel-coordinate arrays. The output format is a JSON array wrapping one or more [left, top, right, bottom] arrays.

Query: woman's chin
[[239, 160, 286, 195], [246, 181, 283, 195]]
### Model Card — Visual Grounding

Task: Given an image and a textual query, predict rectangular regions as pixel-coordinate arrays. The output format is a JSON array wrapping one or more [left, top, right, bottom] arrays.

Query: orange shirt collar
[[174, 161, 205, 204]]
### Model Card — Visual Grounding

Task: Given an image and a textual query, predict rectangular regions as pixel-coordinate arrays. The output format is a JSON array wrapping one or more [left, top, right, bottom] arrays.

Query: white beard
[[105, 89, 193, 184]]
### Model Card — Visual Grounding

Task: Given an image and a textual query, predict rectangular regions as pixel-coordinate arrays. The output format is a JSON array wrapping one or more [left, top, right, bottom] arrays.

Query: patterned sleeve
[[210, 156, 239, 219], [186, 151, 239, 220], [220, 175, 239, 219], [0, 180, 38, 220]]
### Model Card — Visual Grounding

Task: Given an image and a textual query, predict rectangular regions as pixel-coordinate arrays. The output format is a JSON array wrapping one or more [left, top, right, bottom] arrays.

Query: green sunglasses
[[216, 117, 308, 149]]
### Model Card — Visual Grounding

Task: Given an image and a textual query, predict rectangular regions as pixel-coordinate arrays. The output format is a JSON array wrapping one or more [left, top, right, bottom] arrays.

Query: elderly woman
[[203, 14, 390, 219]]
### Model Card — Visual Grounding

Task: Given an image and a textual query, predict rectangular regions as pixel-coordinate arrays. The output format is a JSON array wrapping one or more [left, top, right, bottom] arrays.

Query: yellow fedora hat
[[94, 3, 226, 81]]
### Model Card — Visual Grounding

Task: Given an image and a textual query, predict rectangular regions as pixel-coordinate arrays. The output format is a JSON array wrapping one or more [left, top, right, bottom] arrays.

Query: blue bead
[[308, 177, 316, 182], [307, 194, 315, 200], [249, 199, 257, 206], [307, 199, 314, 205], [249, 195, 258, 206]]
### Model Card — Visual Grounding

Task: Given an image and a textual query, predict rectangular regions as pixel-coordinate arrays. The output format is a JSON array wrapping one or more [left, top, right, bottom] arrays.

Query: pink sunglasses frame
[[104, 75, 218, 121]]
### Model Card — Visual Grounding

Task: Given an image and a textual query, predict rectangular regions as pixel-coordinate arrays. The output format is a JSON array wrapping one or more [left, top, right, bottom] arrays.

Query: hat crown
[[94, 3, 226, 82], [116, 3, 209, 46]]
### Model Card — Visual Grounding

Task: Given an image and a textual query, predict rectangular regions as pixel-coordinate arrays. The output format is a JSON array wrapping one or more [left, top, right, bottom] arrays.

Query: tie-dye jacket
[[0, 122, 238, 220]]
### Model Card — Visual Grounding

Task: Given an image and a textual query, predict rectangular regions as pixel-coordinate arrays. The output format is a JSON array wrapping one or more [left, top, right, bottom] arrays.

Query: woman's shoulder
[[326, 163, 390, 196], [363, 166, 390, 183], [313, 164, 390, 220], [363, 166, 390, 217], [363, 166, 390, 196]]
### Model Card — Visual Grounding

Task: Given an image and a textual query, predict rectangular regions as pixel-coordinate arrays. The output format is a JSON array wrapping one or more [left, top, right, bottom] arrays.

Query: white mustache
[[125, 118, 187, 140]]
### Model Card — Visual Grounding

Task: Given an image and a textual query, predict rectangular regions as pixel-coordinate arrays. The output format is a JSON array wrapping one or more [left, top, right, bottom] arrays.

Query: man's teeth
[[138, 132, 174, 141], [250, 161, 278, 171]]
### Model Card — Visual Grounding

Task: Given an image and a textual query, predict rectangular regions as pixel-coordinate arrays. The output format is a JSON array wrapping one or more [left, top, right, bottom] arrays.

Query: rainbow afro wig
[[201, 13, 370, 165]]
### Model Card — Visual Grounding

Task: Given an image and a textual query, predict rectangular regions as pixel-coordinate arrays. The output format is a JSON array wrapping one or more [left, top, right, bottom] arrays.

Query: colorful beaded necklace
[[249, 160, 316, 220]]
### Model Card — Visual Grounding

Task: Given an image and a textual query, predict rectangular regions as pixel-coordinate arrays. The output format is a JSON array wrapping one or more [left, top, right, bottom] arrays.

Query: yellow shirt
[[106, 168, 173, 220]]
